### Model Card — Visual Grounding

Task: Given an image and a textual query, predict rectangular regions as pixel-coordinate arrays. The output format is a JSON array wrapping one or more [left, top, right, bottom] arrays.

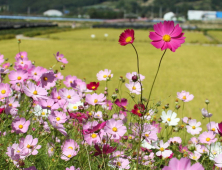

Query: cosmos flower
[[119, 29, 135, 46], [8, 70, 28, 85], [94, 144, 116, 156], [125, 82, 141, 95], [214, 154, 222, 168], [162, 157, 204, 170], [177, 90, 194, 102], [198, 131, 217, 145], [66, 166, 80, 170], [55, 52, 68, 64], [87, 82, 99, 91], [96, 69, 113, 81], [161, 110, 180, 126], [201, 108, 212, 117], [207, 121, 218, 134], [186, 119, 202, 135], [149, 21, 185, 52], [156, 140, 172, 158], [85, 93, 106, 106], [12, 117, 30, 134]]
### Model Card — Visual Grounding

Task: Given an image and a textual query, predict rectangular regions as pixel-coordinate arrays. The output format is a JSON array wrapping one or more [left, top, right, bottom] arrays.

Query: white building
[[163, 12, 176, 21], [188, 10, 216, 20], [43, 9, 63, 17]]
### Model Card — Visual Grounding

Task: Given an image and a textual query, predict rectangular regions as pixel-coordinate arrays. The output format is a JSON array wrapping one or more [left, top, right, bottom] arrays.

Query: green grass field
[[0, 28, 221, 129]]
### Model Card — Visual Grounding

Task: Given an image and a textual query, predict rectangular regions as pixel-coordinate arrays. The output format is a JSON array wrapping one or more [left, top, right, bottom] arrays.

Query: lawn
[[0, 28, 221, 129]]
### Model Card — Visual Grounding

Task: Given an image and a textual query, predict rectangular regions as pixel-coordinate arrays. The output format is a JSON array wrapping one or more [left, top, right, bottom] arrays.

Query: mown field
[[0, 28, 221, 130]]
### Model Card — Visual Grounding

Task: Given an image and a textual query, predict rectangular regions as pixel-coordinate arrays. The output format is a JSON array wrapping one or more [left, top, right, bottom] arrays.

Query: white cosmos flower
[[186, 119, 202, 135], [67, 101, 83, 112], [156, 140, 172, 158], [161, 110, 180, 126], [207, 142, 222, 160], [33, 105, 51, 118], [141, 140, 158, 149]]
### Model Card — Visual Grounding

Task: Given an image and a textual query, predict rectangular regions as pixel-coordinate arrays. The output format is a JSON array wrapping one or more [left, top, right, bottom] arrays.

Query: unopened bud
[[157, 117, 162, 123], [10, 64, 13, 67], [115, 88, 119, 93], [5, 58, 8, 61], [84, 102, 88, 107], [32, 61, 35, 65], [60, 65, 65, 70], [205, 99, 210, 104], [173, 126, 179, 132], [78, 105, 84, 112], [122, 79, 125, 83], [18, 39, 21, 44], [132, 75, 138, 82], [32, 128, 36, 131], [165, 104, 169, 109], [175, 105, 180, 110], [111, 93, 117, 100], [156, 101, 161, 107]]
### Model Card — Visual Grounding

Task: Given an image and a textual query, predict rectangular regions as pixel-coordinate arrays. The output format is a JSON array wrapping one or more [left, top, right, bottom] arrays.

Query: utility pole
[[159, 6, 162, 18]]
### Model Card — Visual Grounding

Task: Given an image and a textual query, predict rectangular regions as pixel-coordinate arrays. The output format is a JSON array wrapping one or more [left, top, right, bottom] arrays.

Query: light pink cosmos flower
[[55, 52, 68, 64], [24, 166, 37, 170], [61, 139, 79, 161], [63, 75, 78, 88], [59, 88, 80, 104], [40, 72, 56, 90], [54, 72, 64, 80], [97, 69, 113, 81], [189, 151, 201, 161], [66, 166, 80, 170], [6, 143, 24, 161], [8, 69, 28, 85], [0, 66, 9, 75], [85, 93, 106, 106], [0, 83, 11, 99], [48, 111, 67, 124], [84, 131, 102, 145], [104, 119, 127, 139], [110, 157, 130, 169], [126, 72, 145, 82], [3, 62, 10, 69], [15, 51, 28, 61], [51, 121, 67, 136], [156, 140, 172, 158], [189, 137, 199, 145], [214, 153, 222, 168], [39, 98, 59, 110], [183, 117, 189, 124], [125, 82, 141, 94], [12, 117, 30, 134], [198, 131, 217, 145], [0, 54, 4, 64], [6, 96, 20, 108], [19, 135, 41, 156], [201, 108, 212, 117], [14, 59, 33, 70], [162, 157, 204, 170], [168, 137, 182, 144], [142, 124, 158, 142], [47, 142, 55, 157], [23, 82, 48, 101], [29, 66, 47, 82], [112, 113, 127, 123], [149, 21, 185, 52], [186, 119, 202, 135], [177, 90, 194, 102], [196, 144, 208, 154], [207, 121, 218, 133]]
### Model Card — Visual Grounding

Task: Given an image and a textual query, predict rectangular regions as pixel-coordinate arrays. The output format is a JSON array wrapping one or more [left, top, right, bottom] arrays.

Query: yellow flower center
[[43, 77, 48, 81], [132, 86, 136, 90], [57, 96, 61, 100], [192, 156, 197, 160], [117, 162, 121, 166], [27, 144, 31, 148], [68, 146, 73, 150], [8, 103, 12, 107], [17, 76, 22, 80], [102, 139, 106, 143], [47, 105, 51, 108], [1, 90, 6, 94], [94, 99, 98, 103], [160, 147, 164, 152], [41, 112, 45, 115], [56, 117, 60, 121], [125, 36, 132, 43], [192, 126, 196, 129], [206, 137, 211, 142], [129, 136, 132, 139], [182, 96, 186, 100], [67, 95, 71, 99], [112, 127, 118, 132], [34, 72, 37, 75], [76, 113, 81, 117], [91, 133, 97, 138], [17, 150, 20, 153], [167, 118, 171, 121], [145, 134, 149, 137], [50, 148, 54, 152], [108, 74, 111, 78], [96, 114, 100, 117], [88, 112, 92, 116], [59, 57, 61, 60], [21, 62, 23, 64], [146, 112, 150, 115], [33, 90, 38, 95], [212, 128, 215, 131], [21, 55, 24, 59], [103, 75, 107, 78], [73, 106, 78, 109], [92, 86, 96, 89], [67, 154, 72, 158], [213, 151, 217, 155], [137, 110, 140, 113], [18, 125, 23, 129], [162, 34, 171, 42]]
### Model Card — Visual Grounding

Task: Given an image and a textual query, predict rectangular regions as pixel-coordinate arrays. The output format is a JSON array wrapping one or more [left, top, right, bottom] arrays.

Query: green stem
[[145, 49, 167, 111]]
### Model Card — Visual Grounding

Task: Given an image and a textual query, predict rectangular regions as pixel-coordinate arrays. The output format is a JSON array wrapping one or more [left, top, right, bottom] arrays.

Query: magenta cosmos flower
[[104, 119, 127, 139], [198, 131, 217, 145], [55, 52, 68, 64], [12, 117, 30, 134], [119, 29, 135, 46], [149, 21, 185, 52], [162, 157, 204, 170], [177, 90, 194, 102]]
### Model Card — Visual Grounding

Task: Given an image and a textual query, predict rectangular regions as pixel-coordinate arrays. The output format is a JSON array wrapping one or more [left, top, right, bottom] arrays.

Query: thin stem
[[84, 144, 92, 170], [131, 43, 143, 103], [145, 49, 167, 111]]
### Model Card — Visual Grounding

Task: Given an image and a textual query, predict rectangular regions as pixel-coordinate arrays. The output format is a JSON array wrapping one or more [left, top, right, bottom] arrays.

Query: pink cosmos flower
[[85, 93, 106, 106], [48, 111, 67, 124], [29, 66, 47, 82], [15, 51, 28, 61], [168, 137, 182, 144], [0, 54, 4, 64], [54, 72, 64, 80], [61, 139, 79, 161], [40, 72, 56, 90], [142, 124, 158, 142], [8, 70, 28, 85], [19, 135, 41, 156], [47, 143, 55, 157], [104, 119, 127, 139], [125, 82, 141, 94], [189, 151, 201, 161], [39, 98, 59, 110], [96, 69, 113, 81], [66, 166, 80, 170], [2, 62, 10, 69], [126, 72, 145, 82], [102, 99, 113, 110], [214, 153, 222, 168], [177, 90, 194, 102], [50, 121, 67, 136], [201, 108, 212, 117], [6, 96, 20, 108], [23, 82, 48, 101], [189, 137, 199, 145], [24, 166, 37, 170], [156, 140, 172, 158], [186, 119, 202, 135], [149, 21, 185, 52], [60, 88, 80, 104], [110, 157, 130, 169], [207, 121, 218, 133], [55, 52, 68, 64], [63, 75, 78, 88], [14, 59, 33, 70], [119, 29, 135, 46], [112, 113, 127, 123], [198, 131, 217, 145], [6, 143, 22, 162], [12, 117, 30, 134], [162, 157, 204, 170], [0, 83, 11, 99]]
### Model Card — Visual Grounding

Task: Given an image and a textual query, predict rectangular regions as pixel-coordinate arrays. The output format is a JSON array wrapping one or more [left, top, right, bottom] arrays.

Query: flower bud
[[60, 65, 65, 70], [18, 39, 21, 44], [5, 58, 8, 61], [121, 79, 125, 83], [111, 93, 117, 100], [188, 144, 196, 151], [165, 104, 169, 109], [205, 99, 210, 104], [157, 117, 162, 123], [32, 61, 35, 65], [132, 75, 138, 82], [84, 102, 88, 107], [115, 88, 119, 93], [156, 101, 161, 107], [175, 105, 180, 110], [32, 128, 36, 131]]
